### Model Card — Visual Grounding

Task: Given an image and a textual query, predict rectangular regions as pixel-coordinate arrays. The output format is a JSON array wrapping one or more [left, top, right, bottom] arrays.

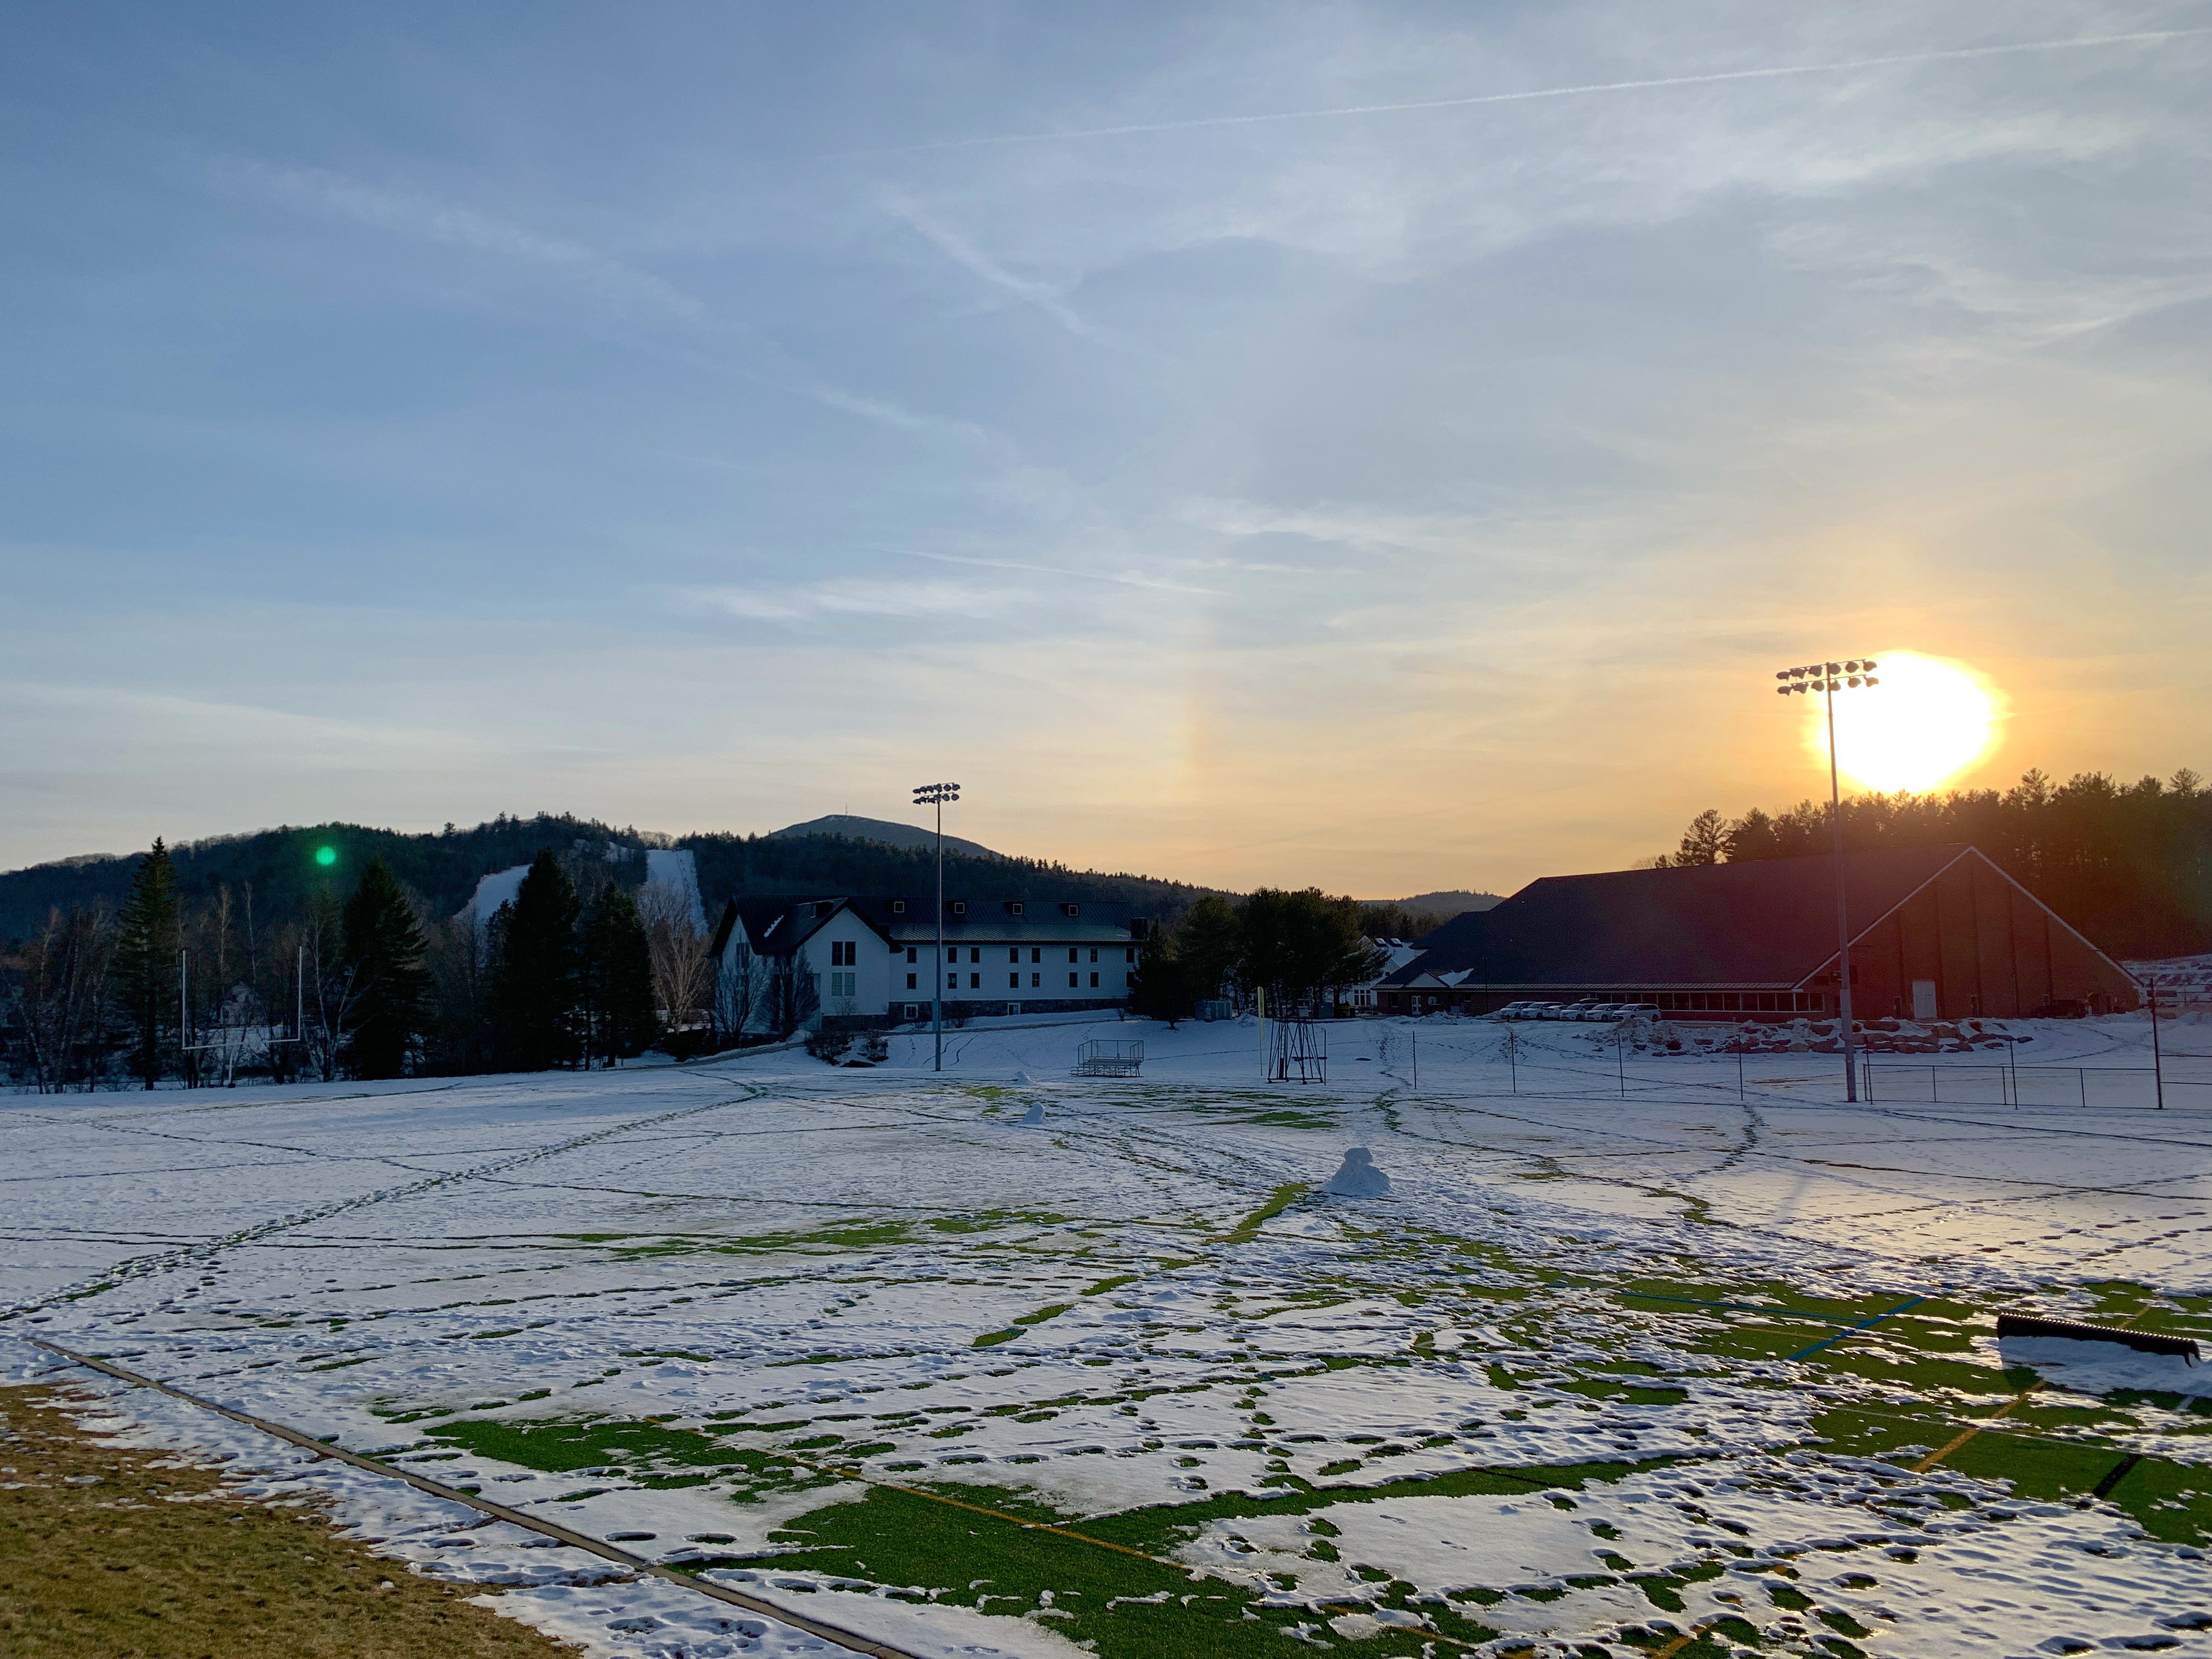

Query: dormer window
[[1008, 901, 1024, 916], [890, 899, 906, 915], [951, 901, 967, 916], [1062, 902, 1080, 917]]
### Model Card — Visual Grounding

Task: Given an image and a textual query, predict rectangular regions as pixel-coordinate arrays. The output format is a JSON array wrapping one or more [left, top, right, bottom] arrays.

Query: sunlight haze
[[2, 3, 2207, 891]]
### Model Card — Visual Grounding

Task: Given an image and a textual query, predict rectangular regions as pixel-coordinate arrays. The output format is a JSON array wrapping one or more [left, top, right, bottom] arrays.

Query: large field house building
[[1378, 845, 2140, 1022]]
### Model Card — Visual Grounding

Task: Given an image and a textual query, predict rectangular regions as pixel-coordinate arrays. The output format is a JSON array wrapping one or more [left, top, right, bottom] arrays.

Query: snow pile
[[1323, 1146, 1390, 1197]]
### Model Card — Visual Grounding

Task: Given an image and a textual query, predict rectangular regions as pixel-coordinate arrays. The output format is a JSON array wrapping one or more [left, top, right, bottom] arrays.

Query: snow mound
[[1324, 1147, 1390, 1197]]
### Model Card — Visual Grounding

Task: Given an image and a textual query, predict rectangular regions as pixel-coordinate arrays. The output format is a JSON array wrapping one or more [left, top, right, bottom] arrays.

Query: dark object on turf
[[1996, 1313, 2200, 1364]]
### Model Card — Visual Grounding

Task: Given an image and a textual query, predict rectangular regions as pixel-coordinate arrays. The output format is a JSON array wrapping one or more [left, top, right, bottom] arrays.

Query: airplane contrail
[[857, 27, 2210, 156]]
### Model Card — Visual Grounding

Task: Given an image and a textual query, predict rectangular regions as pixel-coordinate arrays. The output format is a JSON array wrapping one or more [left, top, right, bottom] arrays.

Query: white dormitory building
[[707, 896, 1149, 1032]]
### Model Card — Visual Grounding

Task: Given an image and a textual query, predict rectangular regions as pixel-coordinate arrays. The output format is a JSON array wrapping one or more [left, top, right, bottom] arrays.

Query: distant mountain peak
[[766, 814, 1001, 861]]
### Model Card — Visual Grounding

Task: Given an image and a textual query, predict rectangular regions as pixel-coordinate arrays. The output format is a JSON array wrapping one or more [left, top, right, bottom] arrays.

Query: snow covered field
[[7, 1011, 2212, 1658]]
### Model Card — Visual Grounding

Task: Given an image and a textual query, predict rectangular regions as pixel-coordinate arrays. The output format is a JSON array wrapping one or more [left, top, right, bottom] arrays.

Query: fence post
[[2150, 992, 2166, 1110]]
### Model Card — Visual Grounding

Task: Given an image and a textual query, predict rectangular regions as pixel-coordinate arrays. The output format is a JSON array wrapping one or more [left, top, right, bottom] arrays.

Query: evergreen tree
[[1675, 809, 1727, 866], [582, 883, 657, 1064], [1126, 934, 1196, 1027], [490, 850, 582, 1070], [1237, 888, 1380, 1013], [1173, 895, 1242, 1006], [341, 856, 432, 1079], [113, 839, 181, 1090]]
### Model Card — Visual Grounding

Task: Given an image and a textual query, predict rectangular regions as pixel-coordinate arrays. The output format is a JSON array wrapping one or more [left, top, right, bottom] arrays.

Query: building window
[[830, 940, 855, 967], [1009, 973, 1020, 989], [951, 901, 967, 916], [1009, 947, 1020, 962], [947, 974, 958, 990], [1123, 973, 1131, 989], [1089, 947, 1098, 963], [972, 947, 984, 963], [831, 971, 856, 998], [906, 946, 917, 963], [1031, 972, 1040, 988], [1067, 947, 1079, 963], [1009, 901, 1024, 916], [891, 899, 906, 914], [1125, 947, 1136, 963], [903, 1003, 919, 1019], [906, 973, 917, 990], [1030, 947, 1041, 963], [1068, 972, 1079, 988], [1090, 972, 1099, 988], [969, 972, 981, 990], [1062, 902, 1079, 917]]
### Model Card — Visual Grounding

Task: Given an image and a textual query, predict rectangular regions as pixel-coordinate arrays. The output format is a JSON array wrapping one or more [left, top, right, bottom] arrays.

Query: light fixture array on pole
[[1772, 657, 1879, 1103], [912, 782, 960, 1073]]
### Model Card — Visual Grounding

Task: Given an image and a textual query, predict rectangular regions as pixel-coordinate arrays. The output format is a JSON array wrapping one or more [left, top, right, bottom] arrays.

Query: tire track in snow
[[0, 1084, 774, 1322]]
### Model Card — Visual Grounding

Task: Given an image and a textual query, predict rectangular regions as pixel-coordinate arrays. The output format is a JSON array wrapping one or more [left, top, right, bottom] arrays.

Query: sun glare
[[1805, 651, 2001, 794]]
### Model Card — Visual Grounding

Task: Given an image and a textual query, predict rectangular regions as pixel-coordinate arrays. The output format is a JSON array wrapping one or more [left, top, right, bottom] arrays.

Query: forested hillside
[[1661, 768, 2212, 960], [0, 815, 1211, 947]]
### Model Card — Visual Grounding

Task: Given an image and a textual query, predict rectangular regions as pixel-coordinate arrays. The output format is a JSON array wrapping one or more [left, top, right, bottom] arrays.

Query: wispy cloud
[[909, 549, 1220, 597], [678, 578, 1030, 624], [802, 384, 1001, 447], [883, 194, 1109, 344], [861, 27, 2212, 154], [222, 159, 707, 322]]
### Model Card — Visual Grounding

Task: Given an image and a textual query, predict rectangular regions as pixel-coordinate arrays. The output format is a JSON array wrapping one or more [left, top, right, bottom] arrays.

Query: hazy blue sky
[[3, 3, 2207, 892]]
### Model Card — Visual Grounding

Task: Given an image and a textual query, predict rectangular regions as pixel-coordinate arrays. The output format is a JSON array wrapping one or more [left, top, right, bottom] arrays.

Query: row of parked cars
[[1494, 1000, 1662, 1023]]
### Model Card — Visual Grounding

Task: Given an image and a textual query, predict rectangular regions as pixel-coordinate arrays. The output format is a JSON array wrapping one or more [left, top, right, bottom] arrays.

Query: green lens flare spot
[[315, 845, 337, 867]]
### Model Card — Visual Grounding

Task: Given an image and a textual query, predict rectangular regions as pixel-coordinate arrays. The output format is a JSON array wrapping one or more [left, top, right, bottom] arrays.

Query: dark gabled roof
[[708, 895, 882, 960], [1380, 844, 1979, 991]]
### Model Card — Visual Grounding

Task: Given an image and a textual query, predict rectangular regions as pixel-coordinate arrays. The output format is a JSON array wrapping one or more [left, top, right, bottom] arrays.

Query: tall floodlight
[[1774, 659, 1881, 1101], [912, 782, 961, 1072]]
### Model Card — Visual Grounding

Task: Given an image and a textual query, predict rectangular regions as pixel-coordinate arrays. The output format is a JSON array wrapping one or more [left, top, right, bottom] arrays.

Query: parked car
[[1494, 1001, 1551, 1020], [1576, 1002, 1624, 1021], [1612, 1002, 1661, 1020]]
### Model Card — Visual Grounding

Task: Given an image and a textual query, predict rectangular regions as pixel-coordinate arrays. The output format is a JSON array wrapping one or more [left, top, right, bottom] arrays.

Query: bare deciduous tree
[[713, 940, 767, 1047], [298, 894, 362, 1082], [3, 906, 119, 1092], [637, 886, 712, 1043]]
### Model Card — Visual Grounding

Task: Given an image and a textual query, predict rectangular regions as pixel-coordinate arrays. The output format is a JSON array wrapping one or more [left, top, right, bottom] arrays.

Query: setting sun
[[1805, 651, 2003, 794]]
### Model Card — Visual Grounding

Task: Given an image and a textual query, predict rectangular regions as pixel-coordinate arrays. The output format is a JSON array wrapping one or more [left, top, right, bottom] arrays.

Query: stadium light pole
[[913, 782, 961, 1073], [1774, 658, 1881, 1103]]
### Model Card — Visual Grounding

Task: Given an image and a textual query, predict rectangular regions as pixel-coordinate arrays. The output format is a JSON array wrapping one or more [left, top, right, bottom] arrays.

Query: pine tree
[[1126, 935, 1195, 1027], [341, 857, 432, 1079], [1675, 809, 1727, 866], [582, 883, 657, 1064], [1238, 888, 1380, 1013], [1173, 895, 1241, 1007], [113, 839, 181, 1090], [490, 850, 582, 1070]]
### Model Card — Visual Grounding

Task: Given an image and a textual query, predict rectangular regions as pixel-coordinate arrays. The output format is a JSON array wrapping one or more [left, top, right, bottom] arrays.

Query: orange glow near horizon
[[1804, 651, 2003, 795]]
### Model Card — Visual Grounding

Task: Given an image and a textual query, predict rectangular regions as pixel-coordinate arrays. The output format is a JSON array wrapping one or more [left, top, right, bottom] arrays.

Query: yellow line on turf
[[1910, 1307, 2146, 1474], [774, 1452, 1180, 1565], [1654, 1621, 1719, 1657]]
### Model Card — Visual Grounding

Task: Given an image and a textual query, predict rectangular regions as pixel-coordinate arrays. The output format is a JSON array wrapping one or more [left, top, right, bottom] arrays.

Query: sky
[[2, 2, 2208, 896]]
